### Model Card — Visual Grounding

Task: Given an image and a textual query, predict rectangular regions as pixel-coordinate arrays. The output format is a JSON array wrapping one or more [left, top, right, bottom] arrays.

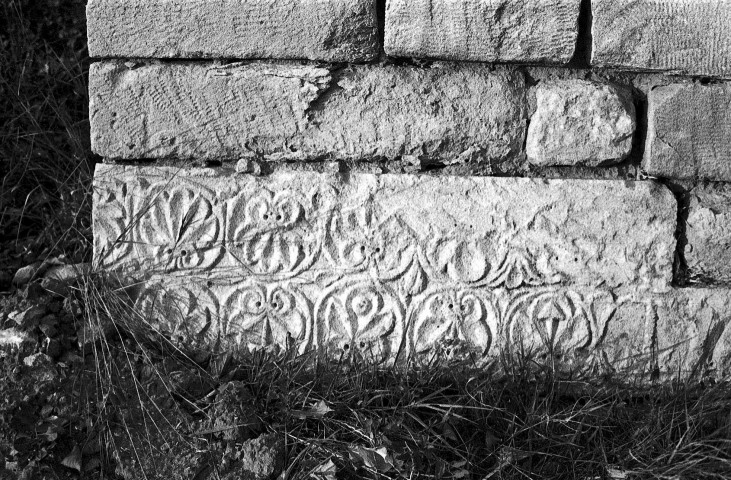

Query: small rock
[[235, 157, 261, 175], [12, 262, 44, 287], [42, 263, 90, 296], [23, 352, 53, 368], [206, 381, 262, 442], [527, 79, 636, 167], [9, 306, 46, 330], [223, 434, 284, 480], [0, 328, 36, 357]]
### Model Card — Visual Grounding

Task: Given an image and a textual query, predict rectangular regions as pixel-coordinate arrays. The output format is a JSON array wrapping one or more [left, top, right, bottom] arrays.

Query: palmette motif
[[94, 172, 645, 362]]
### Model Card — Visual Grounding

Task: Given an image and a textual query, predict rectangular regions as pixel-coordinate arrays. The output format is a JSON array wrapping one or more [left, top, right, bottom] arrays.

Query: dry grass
[[0, 0, 95, 261], [76, 274, 731, 480]]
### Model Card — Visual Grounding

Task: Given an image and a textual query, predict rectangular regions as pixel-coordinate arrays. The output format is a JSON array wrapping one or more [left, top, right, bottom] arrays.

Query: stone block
[[655, 288, 731, 379], [93, 166, 677, 363], [89, 62, 527, 163], [385, 0, 581, 64], [685, 184, 731, 284], [86, 0, 379, 62], [644, 83, 731, 181], [526, 80, 636, 167], [593, 0, 731, 78]]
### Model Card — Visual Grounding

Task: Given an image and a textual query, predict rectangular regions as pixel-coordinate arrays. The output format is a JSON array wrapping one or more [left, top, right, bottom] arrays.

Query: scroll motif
[[93, 178, 134, 268], [409, 288, 499, 360], [223, 283, 313, 353], [504, 289, 618, 357], [315, 278, 406, 363]]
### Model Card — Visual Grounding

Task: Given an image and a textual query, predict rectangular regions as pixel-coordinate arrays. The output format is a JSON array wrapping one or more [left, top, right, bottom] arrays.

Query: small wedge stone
[[593, 0, 731, 78], [685, 184, 731, 284], [385, 0, 581, 63], [644, 83, 731, 181], [87, 0, 379, 62], [527, 80, 636, 167]]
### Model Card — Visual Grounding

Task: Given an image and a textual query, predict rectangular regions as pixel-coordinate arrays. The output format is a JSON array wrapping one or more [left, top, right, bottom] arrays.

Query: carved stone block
[[644, 83, 731, 181], [593, 0, 731, 78], [89, 62, 527, 163], [93, 166, 678, 363], [385, 0, 581, 64], [526, 80, 636, 167], [685, 184, 731, 285], [87, 0, 379, 62]]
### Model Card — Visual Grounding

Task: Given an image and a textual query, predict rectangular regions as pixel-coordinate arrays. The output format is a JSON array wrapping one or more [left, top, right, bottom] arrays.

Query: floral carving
[[93, 178, 134, 268], [324, 208, 426, 295], [423, 236, 552, 289], [223, 283, 313, 353], [136, 187, 224, 272], [226, 187, 325, 279], [316, 279, 406, 363], [134, 281, 220, 346], [504, 289, 618, 357], [409, 288, 498, 359]]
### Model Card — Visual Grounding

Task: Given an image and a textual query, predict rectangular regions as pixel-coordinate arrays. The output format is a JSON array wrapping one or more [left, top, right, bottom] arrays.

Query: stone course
[[593, 0, 731, 78], [645, 83, 731, 181], [94, 166, 676, 362], [90, 62, 527, 163], [385, 0, 581, 64], [526, 80, 636, 167], [87, 0, 380, 62]]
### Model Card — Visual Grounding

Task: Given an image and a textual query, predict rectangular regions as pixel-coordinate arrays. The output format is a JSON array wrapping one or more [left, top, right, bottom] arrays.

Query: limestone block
[[384, 0, 581, 63], [526, 80, 636, 167], [655, 288, 731, 379], [644, 83, 731, 181], [86, 0, 379, 62], [685, 184, 731, 284], [593, 0, 731, 78], [93, 166, 677, 362], [89, 62, 527, 163]]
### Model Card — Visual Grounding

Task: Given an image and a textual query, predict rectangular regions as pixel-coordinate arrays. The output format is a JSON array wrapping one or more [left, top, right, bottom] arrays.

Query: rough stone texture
[[385, 0, 581, 63], [644, 83, 731, 181], [90, 61, 527, 163], [685, 184, 731, 284], [655, 288, 731, 379], [526, 80, 636, 167], [86, 0, 379, 62], [593, 0, 731, 78], [93, 165, 677, 363]]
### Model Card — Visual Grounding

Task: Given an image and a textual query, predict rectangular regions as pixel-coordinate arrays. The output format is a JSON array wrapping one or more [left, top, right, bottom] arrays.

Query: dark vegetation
[[1, 1, 731, 479]]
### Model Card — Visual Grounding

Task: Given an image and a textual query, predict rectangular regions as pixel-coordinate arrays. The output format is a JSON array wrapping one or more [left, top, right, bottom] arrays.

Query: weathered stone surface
[[90, 62, 527, 163], [385, 0, 581, 63], [93, 166, 676, 362], [527, 80, 636, 167], [593, 0, 731, 78], [685, 184, 731, 284], [86, 0, 379, 62], [655, 288, 731, 379], [644, 83, 731, 181]]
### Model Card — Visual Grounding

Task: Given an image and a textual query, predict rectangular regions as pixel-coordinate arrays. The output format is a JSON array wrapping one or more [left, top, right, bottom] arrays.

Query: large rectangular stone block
[[593, 0, 731, 78], [94, 166, 677, 354], [644, 83, 731, 181], [685, 184, 731, 284], [89, 62, 527, 163], [87, 0, 379, 62], [385, 0, 581, 63]]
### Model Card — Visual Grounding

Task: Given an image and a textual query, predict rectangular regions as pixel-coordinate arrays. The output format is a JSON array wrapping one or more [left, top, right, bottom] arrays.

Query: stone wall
[[88, 0, 731, 379]]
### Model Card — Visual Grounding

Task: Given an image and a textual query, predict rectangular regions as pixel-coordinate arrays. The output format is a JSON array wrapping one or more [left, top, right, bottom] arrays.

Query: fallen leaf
[[348, 445, 394, 473], [61, 445, 82, 472], [291, 399, 334, 419], [310, 459, 337, 480]]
